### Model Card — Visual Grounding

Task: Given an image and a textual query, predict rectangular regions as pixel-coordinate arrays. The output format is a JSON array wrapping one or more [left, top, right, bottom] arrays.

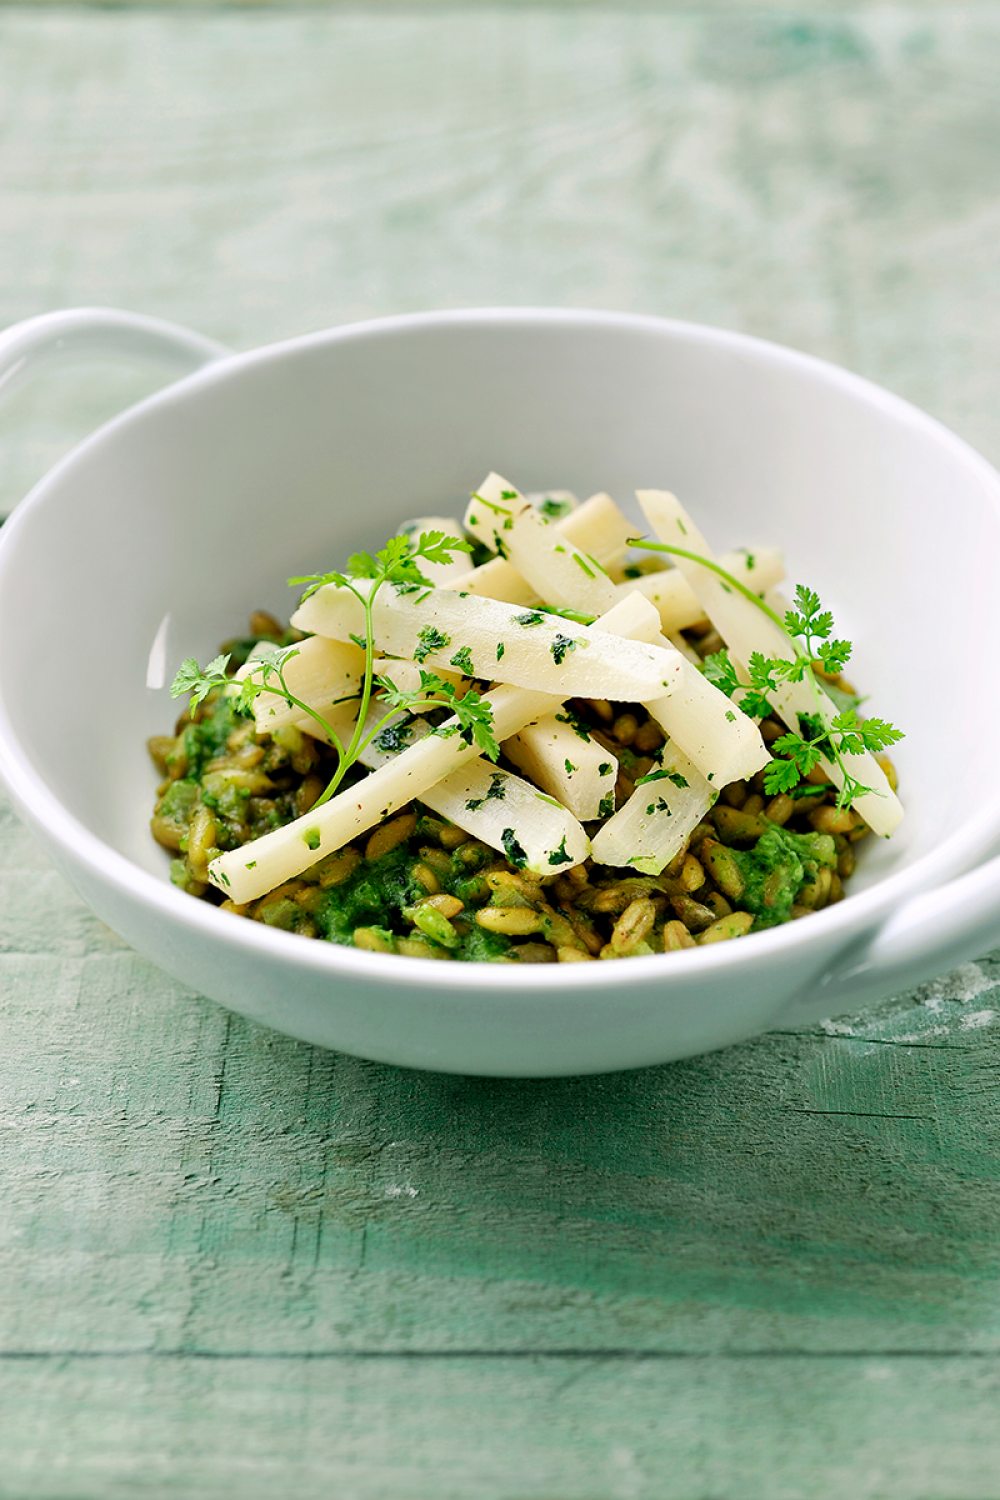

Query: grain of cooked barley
[[476, 906, 545, 936], [697, 911, 755, 944], [610, 897, 656, 955], [365, 812, 418, 862]]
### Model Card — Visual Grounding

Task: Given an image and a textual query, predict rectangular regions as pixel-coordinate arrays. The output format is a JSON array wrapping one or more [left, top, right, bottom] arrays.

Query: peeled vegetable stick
[[465, 472, 620, 617], [590, 746, 716, 875], [209, 596, 692, 904], [237, 636, 365, 738], [592, 593, 770, 785], [208, 680, 562, 903], [637, 490, 903, 837], [526, 490, 578, 519], [502, 713, 618, 822], [449, 491, 633, 604], [457, 479, 768, 786], [291, 578, 687, 702], [359, 713, 589, 875], [615, 545, 785, 634], [397, 515, 471, 586]]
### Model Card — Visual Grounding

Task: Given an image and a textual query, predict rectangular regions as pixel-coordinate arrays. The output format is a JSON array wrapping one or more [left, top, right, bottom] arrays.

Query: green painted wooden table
[[3, 6, 1000, 1495]]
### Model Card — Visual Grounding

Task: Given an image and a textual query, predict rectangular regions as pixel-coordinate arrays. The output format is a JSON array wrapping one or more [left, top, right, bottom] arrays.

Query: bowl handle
[[779, 852, 1000, 1027], [0, 306, 229, 406]]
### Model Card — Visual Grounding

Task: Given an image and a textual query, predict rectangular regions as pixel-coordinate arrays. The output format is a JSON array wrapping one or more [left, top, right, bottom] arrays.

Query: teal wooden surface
[[3, 6, 1000, 1496]]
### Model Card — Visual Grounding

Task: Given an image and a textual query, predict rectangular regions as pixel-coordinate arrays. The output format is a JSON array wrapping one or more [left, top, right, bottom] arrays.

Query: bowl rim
[[3, 303, 1000, 995]]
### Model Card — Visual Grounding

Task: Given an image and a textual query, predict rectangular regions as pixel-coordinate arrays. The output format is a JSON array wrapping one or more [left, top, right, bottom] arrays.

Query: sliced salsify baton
[[290, 576, 688, 703], [590, 744, 715, 875], [207, 594, 762, 904], [358, 711, 590, 876], [614, 544, 785, 634], [236, 636, 365, 739], [236, 636, 466, 742], [636, 489, 903, 837], [502, 711, 618, 822], [593, 593, 769, 787], [207, 679, 566, 904], [588, 595, 728, 874], [464, 472, 621, 617], [447, 490, 634, 605], [458, 472, 768, 788]]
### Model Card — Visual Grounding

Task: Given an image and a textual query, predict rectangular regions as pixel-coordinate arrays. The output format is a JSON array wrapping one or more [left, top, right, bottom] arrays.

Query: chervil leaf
[[702, 648, 741, 698], [411, 530, 472, 567], [818, 638, 852, 675], [170, 653, 231, 703], [763, 757, 808, 795], [771, 732, 825, 776], [288, 568, 349, 601]]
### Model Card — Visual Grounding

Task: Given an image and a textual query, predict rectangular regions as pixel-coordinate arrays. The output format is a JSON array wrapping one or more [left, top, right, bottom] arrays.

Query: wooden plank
[[3, 1354, 1000, 1499]]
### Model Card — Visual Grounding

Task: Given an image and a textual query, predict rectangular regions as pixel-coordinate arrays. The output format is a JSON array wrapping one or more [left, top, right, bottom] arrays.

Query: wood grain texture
[[3, 6, 1000, 1495]]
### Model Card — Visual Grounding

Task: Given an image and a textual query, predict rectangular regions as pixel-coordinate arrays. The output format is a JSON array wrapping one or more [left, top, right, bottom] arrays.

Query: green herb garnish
[[629, 535, 903, 809], [172, 532, 497, 812]]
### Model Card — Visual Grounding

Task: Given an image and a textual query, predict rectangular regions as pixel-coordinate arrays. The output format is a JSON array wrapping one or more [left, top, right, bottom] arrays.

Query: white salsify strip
[[464, 472, 621, 619], [291, 577, 689, 704], [614, 544, 785, 634], [636, 489, 903, 837], [590, 742, 715, 876], [445, 491, 634, 605], [457, 472, 768, 789], [208, 593, 762, 905], [357, 710, 590, 876]]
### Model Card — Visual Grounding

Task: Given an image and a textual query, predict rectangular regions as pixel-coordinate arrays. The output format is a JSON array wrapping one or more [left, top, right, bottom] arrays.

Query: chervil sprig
[[375, 669, 500, 760], [172, 531, 492, 809], [629, 539, 903, 809]]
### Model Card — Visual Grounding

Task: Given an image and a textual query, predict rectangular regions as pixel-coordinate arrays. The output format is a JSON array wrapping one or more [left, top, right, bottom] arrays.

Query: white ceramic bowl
[[2, 306, 1000, 1076]]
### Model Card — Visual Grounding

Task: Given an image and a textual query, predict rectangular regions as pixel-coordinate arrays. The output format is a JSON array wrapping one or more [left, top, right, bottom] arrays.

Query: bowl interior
[[2, 311, 998, 911]]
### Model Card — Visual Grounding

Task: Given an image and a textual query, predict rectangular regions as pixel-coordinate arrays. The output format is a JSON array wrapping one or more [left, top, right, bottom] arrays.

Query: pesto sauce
[[313, 840, 513, 961], [731, 826, 836, 928]]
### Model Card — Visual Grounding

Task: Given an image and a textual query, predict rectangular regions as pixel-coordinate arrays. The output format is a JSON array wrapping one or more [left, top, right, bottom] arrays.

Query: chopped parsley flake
[[414, 625, 450, 663], [550, 633, 576, 665], [548, 836, 573, 866], [450, 645, 475, 675], [564, 759, 578, 775], [465, 772, 507, 812], [501, 828, 528, 869], [514, 610, 545, 627]]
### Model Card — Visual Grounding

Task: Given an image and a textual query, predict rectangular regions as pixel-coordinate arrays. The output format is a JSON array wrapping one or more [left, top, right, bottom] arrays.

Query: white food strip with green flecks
[[449, 490, 634, 604], [208, 679, 563, 903], [525, 490, 578, 520], [464, 472, 620, 617], [502, 712, 618, 822], [237, 636, 365, 739], [456, 474, 768, 786], [291, 577, 687, 702], [591, 593, 770, 785], [590, 744, 716, 875], [396, 515, 472, 586], [208, 593, 689, 904], [359, 712, 589, 875], [615, 545, 786, 634], [637, 489, 903, 837]]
